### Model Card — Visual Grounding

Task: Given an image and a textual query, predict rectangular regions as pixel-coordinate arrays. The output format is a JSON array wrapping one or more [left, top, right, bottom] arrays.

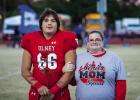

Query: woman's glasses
[[89, 38, 102, 42]]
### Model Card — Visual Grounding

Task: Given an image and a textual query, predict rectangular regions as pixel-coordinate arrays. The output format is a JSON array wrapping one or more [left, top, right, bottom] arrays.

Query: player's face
[[42, 15, 57, 35], [87, 33, 103, 51]]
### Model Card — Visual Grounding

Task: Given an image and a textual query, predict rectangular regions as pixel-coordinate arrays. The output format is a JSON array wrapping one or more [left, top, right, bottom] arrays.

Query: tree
[[45, 0, 96, 25], [1, 0, 140, 28], [107, 0, 140, 28]]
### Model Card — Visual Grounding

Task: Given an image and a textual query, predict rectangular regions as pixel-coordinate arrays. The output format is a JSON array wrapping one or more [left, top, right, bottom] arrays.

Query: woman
[[21, 8, 78, 100], [75, 30, 126, 100]]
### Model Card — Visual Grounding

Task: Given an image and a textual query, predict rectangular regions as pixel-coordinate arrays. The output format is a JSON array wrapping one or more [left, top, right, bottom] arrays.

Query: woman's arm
[[116, 80, 126, 100]]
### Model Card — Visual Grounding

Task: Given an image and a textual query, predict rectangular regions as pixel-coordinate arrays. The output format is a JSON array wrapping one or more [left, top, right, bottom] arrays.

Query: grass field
[[0, 45, 140, 100]]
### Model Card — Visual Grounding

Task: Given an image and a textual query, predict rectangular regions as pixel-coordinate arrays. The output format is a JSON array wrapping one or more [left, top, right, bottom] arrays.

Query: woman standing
[[75, 30, 126, 100]]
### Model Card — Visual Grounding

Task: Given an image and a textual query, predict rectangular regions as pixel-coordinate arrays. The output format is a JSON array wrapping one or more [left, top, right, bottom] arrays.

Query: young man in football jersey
[[21, 8, 78, 100], [74, 30, 126, 100]]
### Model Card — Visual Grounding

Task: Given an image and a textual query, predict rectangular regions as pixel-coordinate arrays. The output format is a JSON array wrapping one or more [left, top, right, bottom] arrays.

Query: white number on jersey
[[37, 53, 57, 70]]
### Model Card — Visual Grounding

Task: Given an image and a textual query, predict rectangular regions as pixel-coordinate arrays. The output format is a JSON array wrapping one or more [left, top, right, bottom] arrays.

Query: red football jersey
[[21, 30, 78, 88]]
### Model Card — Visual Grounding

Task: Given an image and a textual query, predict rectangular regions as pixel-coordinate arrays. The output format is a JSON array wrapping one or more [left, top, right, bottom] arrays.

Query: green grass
[[0, 45, 140, 100]]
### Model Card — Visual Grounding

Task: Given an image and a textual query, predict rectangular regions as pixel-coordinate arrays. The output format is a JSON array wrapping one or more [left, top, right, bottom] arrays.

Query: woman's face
[[42, 15, 57, 35], [87, 33, 103, 51]]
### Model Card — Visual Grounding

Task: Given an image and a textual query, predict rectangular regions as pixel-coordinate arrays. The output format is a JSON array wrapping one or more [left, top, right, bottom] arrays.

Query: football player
[[21, 8, 78, 100]]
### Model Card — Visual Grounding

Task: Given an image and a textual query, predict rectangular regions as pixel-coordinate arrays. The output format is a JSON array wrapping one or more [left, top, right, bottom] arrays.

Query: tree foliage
[[0, 0, 140, 27]]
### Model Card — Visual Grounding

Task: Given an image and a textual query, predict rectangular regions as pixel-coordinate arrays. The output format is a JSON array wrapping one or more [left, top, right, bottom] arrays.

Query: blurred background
[[0, 0, 140, 47], [0, 0, 140, 100]]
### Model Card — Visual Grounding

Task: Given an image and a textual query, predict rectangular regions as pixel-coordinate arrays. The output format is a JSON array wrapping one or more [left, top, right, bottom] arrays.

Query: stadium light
[[33, 0, 43, 2], [66, 0, 71, 2]]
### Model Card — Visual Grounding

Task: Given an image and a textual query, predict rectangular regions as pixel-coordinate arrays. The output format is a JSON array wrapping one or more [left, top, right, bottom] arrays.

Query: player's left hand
[[40, 95, 49, 100], [47, 93, 54, 100], [40, 92, 54, 100]]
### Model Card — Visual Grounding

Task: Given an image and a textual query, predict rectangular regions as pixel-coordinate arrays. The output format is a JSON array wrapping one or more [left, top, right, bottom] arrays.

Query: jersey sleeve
[[65, 32, 78, 52], [20, 34, 31, 53]]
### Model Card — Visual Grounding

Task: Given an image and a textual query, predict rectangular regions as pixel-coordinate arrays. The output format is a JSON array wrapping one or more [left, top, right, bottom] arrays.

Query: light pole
[[97, 0, 107, 32], [0, 0, 6, 32]]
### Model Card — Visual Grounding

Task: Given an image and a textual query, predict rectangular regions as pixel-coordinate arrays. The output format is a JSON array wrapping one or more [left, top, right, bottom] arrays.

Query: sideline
[[0, 71, 20, 80]]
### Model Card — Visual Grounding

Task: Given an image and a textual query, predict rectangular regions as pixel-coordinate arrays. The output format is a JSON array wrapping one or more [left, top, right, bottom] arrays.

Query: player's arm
[[21, 49, 49, 96], [21, 49, 36, 85], [49, 49, 76, 95], [57, 49, 76, 87]]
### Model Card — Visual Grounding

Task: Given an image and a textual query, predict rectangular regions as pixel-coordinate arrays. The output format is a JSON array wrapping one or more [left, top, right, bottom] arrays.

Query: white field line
[[0, 71, 20, 80]]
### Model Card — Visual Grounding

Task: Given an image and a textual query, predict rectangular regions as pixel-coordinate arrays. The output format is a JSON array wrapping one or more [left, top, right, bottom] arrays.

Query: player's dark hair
[[88, 30, 104, 41], [39, 8, 60, 32]]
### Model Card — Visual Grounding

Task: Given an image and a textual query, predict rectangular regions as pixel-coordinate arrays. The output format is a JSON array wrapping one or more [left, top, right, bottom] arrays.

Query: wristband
[[33, 82, 43, 90], [50, 84, 61, 94]]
